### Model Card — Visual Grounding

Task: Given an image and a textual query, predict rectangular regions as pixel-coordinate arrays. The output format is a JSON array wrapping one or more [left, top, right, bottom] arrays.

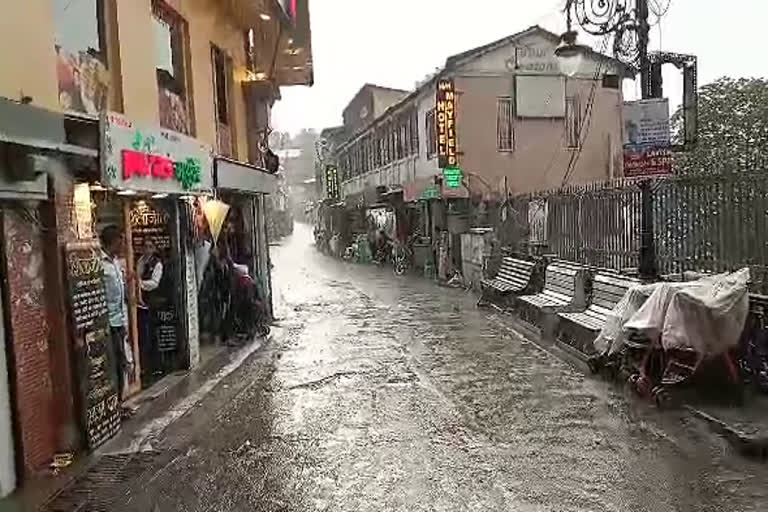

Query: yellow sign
[[436, 78, 457, 169]]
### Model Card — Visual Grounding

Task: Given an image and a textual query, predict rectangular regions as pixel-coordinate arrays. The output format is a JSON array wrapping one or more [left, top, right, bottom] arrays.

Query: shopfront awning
[[214, 157, 277, 194]]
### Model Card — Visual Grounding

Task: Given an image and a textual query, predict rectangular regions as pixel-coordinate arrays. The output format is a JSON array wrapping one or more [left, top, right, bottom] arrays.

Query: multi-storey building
[[332, 26, 628, 205], [0, 0, 312, 496]]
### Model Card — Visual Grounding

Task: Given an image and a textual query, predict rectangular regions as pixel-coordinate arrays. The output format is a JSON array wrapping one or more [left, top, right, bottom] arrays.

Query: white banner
[[623, 98, 670, 147]]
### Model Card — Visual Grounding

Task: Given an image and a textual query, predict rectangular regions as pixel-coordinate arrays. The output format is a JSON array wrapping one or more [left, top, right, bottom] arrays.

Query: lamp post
[[557, 0, 658, 280], [557, 0, 651, 99]]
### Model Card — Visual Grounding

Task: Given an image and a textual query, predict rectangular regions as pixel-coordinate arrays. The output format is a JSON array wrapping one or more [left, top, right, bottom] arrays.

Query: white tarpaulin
[[594, 269, 751, 357]]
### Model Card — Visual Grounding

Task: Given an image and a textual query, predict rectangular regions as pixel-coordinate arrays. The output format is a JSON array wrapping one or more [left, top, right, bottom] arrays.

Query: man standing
[[100, 225, 134, 405]]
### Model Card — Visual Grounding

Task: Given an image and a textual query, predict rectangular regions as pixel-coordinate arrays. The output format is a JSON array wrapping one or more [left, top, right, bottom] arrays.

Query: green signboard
[[443, 167, 463, 189]]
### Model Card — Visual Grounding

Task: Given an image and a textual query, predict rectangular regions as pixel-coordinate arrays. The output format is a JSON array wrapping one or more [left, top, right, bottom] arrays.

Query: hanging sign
[[101, 112, 213, 194], [325, 164, 340, 200], [622, 98, 672, 177], [443, 167, 463, 189], [64, 241, 120, 449], [436, 78, 457, 169]]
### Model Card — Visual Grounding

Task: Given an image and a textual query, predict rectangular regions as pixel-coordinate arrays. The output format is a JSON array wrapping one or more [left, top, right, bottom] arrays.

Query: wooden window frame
[[426, 109, 437, 160], [565, 96, 581, 149], [497, 97, 515, 152]]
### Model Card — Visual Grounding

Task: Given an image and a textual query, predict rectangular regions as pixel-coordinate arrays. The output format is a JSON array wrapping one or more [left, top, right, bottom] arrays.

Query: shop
[[209, 156, 276, 336], [84, 112, 214, 395]]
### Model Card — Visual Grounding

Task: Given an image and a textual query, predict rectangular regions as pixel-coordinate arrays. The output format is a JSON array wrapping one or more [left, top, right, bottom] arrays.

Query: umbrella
[[203, 199, 230, 244]]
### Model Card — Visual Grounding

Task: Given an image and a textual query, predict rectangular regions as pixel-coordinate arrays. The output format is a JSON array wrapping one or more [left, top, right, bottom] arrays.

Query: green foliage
[[674, 77, 768, 174]]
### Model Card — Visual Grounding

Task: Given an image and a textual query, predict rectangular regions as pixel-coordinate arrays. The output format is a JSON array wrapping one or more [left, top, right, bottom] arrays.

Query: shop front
[[89, 112, 214, 395], [213, 158, 276, 324]]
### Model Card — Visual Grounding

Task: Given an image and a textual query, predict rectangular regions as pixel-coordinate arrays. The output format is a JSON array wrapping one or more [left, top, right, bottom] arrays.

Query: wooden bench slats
[[558, 272, 638, 333], [481, 257, 535, 295]]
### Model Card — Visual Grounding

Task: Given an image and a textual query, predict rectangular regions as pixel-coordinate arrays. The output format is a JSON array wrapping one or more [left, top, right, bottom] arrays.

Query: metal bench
[[478, 256, 536, 307], [557, 272, 641, 357], [516, 261, 587, 335]]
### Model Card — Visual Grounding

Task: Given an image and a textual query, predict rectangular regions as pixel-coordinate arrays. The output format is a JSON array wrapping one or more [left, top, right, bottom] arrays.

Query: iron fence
[[503, 173, 768, 292]]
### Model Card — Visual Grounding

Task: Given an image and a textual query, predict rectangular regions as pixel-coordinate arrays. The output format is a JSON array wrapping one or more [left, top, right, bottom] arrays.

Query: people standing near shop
[[136, 239, 164, 383], [100, 225, 135, 412]]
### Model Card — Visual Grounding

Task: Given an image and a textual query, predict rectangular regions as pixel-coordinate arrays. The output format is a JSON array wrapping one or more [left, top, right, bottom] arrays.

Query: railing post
[[639, 179, 657, 281]]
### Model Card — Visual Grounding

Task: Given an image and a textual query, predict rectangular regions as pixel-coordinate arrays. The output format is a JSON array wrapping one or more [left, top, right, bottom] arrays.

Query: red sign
[[624, 146, 673, 177], [122, 150, 175, 180]]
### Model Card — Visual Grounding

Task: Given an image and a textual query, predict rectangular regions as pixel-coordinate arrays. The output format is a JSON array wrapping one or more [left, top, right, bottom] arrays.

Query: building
[[0, 0, 312, 496], [331, 26, 629, 205], [342, 84, 409, 135]]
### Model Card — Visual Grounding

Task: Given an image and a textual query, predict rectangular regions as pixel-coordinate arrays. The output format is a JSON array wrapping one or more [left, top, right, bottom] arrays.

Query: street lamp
[[554, 30, 589, 77], [558, 0, 652, 98]]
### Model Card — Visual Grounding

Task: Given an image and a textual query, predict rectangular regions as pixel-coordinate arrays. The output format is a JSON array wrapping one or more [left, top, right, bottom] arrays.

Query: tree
[[673, 77, 768, 174]]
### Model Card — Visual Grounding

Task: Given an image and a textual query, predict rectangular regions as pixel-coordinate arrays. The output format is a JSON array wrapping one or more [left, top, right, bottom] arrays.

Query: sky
[[272, 0, 768, 135]]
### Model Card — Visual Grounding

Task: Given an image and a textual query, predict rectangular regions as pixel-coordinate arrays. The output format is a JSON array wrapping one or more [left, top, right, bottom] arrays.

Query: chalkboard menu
[[129, 200, 172, 252], [64, 242, 121, 449]]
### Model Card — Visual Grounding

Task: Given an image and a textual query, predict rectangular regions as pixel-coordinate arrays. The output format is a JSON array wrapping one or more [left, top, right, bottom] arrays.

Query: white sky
[[273, 0, 768, 135]]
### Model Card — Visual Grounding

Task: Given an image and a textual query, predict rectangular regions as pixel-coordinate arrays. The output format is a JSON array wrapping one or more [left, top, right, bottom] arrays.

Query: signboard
[[436, 79, 458, 169], [325, 164, 340, 200], [624, 146, 673, 177], [623, 98, 670, 147], [129, 200, 172, 253], [64, 242, 120, 449], [443, 167, 463, 189], [101, 112, 213, 194], [623, 98, 672, 177]]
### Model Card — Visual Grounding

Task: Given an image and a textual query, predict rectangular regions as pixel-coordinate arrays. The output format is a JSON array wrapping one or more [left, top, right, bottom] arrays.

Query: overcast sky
[[272, 0, 768, 135]]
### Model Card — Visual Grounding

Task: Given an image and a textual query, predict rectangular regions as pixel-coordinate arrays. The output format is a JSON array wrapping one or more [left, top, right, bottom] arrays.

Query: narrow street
[[69, 224, 768, 512]]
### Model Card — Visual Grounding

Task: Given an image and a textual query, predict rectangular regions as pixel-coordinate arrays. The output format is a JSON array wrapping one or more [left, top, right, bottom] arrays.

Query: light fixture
[[152, 193, 169, 199], [287, 38, 294, 45], [292, 66, 303, 71], [179, 195, 196, 201], [555, 30, 590, 78], [89, 181, 107, 191], [117, 189, 137, 196], [254, 72, 267, 80], [260, 13, 271, 21]]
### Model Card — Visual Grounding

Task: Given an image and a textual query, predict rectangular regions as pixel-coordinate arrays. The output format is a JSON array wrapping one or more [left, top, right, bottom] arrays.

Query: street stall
[[92, 111, 213, 394]]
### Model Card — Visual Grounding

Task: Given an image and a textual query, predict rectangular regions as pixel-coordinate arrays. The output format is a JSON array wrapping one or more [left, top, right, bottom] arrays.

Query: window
[[53, 0, 109, 114], [497, 97, 514, 152], [565, 96, 582, 149], [410, 110, 419, 157], [212, 44, 235, 157], [426, 109, 437, 159], [153, 1, 191, 134]]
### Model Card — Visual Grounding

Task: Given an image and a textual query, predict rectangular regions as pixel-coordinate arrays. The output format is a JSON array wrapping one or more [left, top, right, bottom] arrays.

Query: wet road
[[110, 224, 768, 511]]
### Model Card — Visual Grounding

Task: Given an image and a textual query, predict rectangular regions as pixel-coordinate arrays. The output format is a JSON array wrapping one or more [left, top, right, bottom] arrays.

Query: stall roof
[[215, 157, 277, 195]]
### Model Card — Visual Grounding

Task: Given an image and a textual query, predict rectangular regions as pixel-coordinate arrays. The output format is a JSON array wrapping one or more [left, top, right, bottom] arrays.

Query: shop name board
[[326, 164, 340, 200], [101, 112, 213, 194], [624, 146, 673, 177], [436, 79, 457, 169]]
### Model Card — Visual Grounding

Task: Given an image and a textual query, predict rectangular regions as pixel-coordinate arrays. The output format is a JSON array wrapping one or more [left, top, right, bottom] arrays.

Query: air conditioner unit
[[1, 144, 49, 182]]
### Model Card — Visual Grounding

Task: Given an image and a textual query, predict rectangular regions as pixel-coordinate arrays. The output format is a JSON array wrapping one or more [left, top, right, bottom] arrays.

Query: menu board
[[129, 200, 172, 252], [64, 242, 121, 449]]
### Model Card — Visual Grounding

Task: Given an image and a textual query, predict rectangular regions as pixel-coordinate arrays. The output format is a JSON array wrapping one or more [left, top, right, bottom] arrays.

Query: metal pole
[[635, 0, 657, 280]]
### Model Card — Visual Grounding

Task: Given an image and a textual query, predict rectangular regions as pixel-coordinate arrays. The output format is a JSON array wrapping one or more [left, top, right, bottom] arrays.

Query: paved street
[[67, 224, 768, 511]]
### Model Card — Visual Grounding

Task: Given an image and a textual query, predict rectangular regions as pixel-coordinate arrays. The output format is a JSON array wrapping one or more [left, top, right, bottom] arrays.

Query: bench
[[516, 261, 587, 334], [557, 272, 641, 357], [478, 257, 536, 307]]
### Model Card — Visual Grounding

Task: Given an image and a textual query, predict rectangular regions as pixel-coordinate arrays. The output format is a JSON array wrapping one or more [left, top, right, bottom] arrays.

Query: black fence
[[504, 173, 768, 293]]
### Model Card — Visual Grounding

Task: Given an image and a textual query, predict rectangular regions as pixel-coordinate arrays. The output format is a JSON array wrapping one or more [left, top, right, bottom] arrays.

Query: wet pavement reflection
[[114, 224, 768, 511]]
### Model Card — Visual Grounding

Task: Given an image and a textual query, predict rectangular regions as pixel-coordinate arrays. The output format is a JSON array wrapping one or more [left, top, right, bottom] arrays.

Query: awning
[[215, 157, 277, 194]]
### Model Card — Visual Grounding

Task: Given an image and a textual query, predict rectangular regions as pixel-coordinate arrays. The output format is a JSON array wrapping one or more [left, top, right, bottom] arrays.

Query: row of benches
[[480, 256, 640, 356]]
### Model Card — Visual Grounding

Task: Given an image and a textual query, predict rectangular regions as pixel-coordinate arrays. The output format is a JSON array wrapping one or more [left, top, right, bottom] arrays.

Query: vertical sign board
[[64, 242, 121, 449], [436, 78, 458, 169], [325, 164, 340, 200], [623, 98, 673, 177]]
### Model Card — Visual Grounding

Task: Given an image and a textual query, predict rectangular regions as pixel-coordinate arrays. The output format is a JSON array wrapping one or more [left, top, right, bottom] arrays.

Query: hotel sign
[[436, 78, 457, 169]]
